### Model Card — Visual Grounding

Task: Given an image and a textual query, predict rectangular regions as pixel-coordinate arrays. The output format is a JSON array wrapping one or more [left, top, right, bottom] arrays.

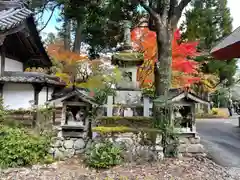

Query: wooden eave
[[0, 2, 51, 67], [211, 26, 240, 60], [170, 92, 209, 105]]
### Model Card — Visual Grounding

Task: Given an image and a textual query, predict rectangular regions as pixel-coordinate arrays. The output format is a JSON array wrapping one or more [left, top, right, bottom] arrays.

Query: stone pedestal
[[178, 135, 205, 157], [143, 97, 150, 117], [50, 127, 89, 160]]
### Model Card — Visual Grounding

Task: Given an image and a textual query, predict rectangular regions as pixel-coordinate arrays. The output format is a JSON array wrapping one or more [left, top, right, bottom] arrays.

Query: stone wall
[[94, 132, 164, 163], [49, 127, 90, 160], [178, 135, 205, 157], [50, 127, 205, 160]]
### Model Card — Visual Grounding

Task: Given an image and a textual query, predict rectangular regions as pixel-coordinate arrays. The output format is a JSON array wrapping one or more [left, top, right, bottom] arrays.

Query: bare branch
[[138, 0, 160, 20], [39, 4, 59, 32], [173, 0, 191, 25], [168, 0, 177, 20]]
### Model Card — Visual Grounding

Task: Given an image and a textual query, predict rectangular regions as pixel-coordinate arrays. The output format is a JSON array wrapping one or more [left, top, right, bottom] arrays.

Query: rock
[[122, 150, 134, 163], [178, 144, 187, 153], [116, 137, 133, 145], [157, 152, 164, 161], [58, 147, 65, 152], [54, 149, 64, 160], [186, 144, 205, 153], [179, 137, 190, 144], [64, 140, 74, 149], [48, 148, 55, 154], [155, 145, 163, 151], [63, 149, 75, 158], [75, 149, 85, 154], [74, 139, 85, 150], [57, 131, 62, 138], [189, 136, 201, 144], [85, 140, 92, 149], [156, 134, 162, 144], [53, 140, 63, 148], [183, 153, 193, 157]]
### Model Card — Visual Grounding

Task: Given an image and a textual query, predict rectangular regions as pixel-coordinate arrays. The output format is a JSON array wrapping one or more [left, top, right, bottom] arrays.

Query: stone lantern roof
[[112, 20, 144, 67]]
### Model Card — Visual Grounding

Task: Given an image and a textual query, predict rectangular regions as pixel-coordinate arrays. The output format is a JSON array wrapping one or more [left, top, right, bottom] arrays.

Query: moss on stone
[[92, 126, 162, 134], [112, 52, 144, 62]]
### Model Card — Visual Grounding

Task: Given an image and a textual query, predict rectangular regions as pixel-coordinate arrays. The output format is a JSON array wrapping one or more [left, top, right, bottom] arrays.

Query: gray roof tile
[[0, 1, 32, 31], [0, 71, 65, 85]]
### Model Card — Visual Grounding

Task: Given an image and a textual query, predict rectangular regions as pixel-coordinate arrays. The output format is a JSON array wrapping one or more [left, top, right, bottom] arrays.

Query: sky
[[40, 0, 240, 37]]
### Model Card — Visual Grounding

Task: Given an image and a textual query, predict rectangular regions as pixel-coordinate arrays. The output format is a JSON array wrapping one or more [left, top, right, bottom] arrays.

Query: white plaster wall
[[48, 87, 54, 100], [114, 90, 142, 104], [38, 87, 55, 106], [4, 58, 23, 72], [39, 87, 47, 106], [3, 83, 34, 109]]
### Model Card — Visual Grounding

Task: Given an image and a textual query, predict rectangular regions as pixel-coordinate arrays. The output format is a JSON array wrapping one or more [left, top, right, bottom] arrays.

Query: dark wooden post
[[32, 83, 43, 127], [1, 45, 5, 76], [0, 83, 4, 98], [46, 86, 49, 101]]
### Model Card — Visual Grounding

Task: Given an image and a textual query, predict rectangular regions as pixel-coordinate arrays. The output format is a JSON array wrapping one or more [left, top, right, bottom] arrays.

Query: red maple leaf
[[131, 27, 201, 88]]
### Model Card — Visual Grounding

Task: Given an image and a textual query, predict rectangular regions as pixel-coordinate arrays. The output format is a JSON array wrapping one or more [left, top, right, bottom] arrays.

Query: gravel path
[[0, 156, 239, 180]]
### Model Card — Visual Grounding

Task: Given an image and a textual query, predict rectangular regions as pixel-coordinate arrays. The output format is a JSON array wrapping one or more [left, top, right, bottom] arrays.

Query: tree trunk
[[73, 19, 82, 53], [64, 19, 71, 51], [155, 26, 173, 97]]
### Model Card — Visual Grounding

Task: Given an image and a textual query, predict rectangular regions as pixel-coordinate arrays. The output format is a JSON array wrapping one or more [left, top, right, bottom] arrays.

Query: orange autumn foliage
[[47, 41, 88, 64], [131, 28, 200, 88]]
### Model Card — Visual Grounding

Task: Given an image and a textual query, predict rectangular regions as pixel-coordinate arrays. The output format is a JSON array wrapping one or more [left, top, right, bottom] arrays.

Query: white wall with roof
[[4, 58, 23, 72], [0, 57, 24, 73], [3, 83, 34, 109], [3, 83, 55, 109]]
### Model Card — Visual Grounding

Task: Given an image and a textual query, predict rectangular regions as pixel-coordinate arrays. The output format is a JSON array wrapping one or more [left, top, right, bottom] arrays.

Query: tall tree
[[138, 0, 192, 98], [180, 0, 236, 86]]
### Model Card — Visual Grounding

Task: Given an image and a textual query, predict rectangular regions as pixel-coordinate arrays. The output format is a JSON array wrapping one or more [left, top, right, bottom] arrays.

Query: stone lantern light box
[[154, 89, 209, 135], [57, 89, 98, 138]]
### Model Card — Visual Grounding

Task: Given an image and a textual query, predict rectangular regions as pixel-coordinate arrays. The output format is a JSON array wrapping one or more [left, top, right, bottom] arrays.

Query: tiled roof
[[50, 88, 98, 105], [0, 1, 32, 31], [0, 71, 65, 86], [211, 26, 240, 53]]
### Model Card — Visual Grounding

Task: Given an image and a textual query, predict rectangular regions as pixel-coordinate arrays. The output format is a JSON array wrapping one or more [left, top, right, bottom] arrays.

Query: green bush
[[0, 126, 52, 168], [85, 140, 123, 168]]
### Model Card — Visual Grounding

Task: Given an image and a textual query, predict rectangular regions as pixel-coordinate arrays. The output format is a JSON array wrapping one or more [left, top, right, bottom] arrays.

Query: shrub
[[0, 126, 52, 168], [211, 108, 218, 115], [196, 108, 228, 119], [85, 140, 123, 168]]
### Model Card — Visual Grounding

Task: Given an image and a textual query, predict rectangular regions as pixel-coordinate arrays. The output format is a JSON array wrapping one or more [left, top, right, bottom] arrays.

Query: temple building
[[211, 26, 240, 59], [0, 1, 64, 110]]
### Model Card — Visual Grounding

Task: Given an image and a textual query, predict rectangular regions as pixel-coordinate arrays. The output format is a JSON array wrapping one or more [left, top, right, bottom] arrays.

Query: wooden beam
[[1, 45, 5, 76], [0, 36, 5, 46], [0, 83, 4, 98], [32, 83, 43, 127], [0, 23, 25, 38], [46, 86, 49, 101]]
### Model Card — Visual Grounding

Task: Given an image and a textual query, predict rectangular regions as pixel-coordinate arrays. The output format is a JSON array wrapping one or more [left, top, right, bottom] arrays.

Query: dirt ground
[[0, 156, 239, 180]]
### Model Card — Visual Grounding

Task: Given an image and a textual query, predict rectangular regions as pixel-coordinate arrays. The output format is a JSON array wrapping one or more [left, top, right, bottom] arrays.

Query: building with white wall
[[0, 1, 64, 110]]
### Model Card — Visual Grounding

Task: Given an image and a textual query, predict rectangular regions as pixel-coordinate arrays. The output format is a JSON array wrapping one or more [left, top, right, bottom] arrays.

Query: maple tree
[[46, 41, 121, 92], [131, 27, 200, 89]]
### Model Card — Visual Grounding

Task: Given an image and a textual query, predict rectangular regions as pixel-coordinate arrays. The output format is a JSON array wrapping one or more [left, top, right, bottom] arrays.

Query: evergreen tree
[[180, 0, 237, 86]]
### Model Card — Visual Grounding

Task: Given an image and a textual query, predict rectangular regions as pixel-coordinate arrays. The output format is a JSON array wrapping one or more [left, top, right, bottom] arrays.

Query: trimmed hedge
[[92, 126, 162, 134], [97, 116, 154, 128]]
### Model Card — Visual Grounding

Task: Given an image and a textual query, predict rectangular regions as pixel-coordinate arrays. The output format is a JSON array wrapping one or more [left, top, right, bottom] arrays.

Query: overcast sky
[[227, 0, 239, 30]]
